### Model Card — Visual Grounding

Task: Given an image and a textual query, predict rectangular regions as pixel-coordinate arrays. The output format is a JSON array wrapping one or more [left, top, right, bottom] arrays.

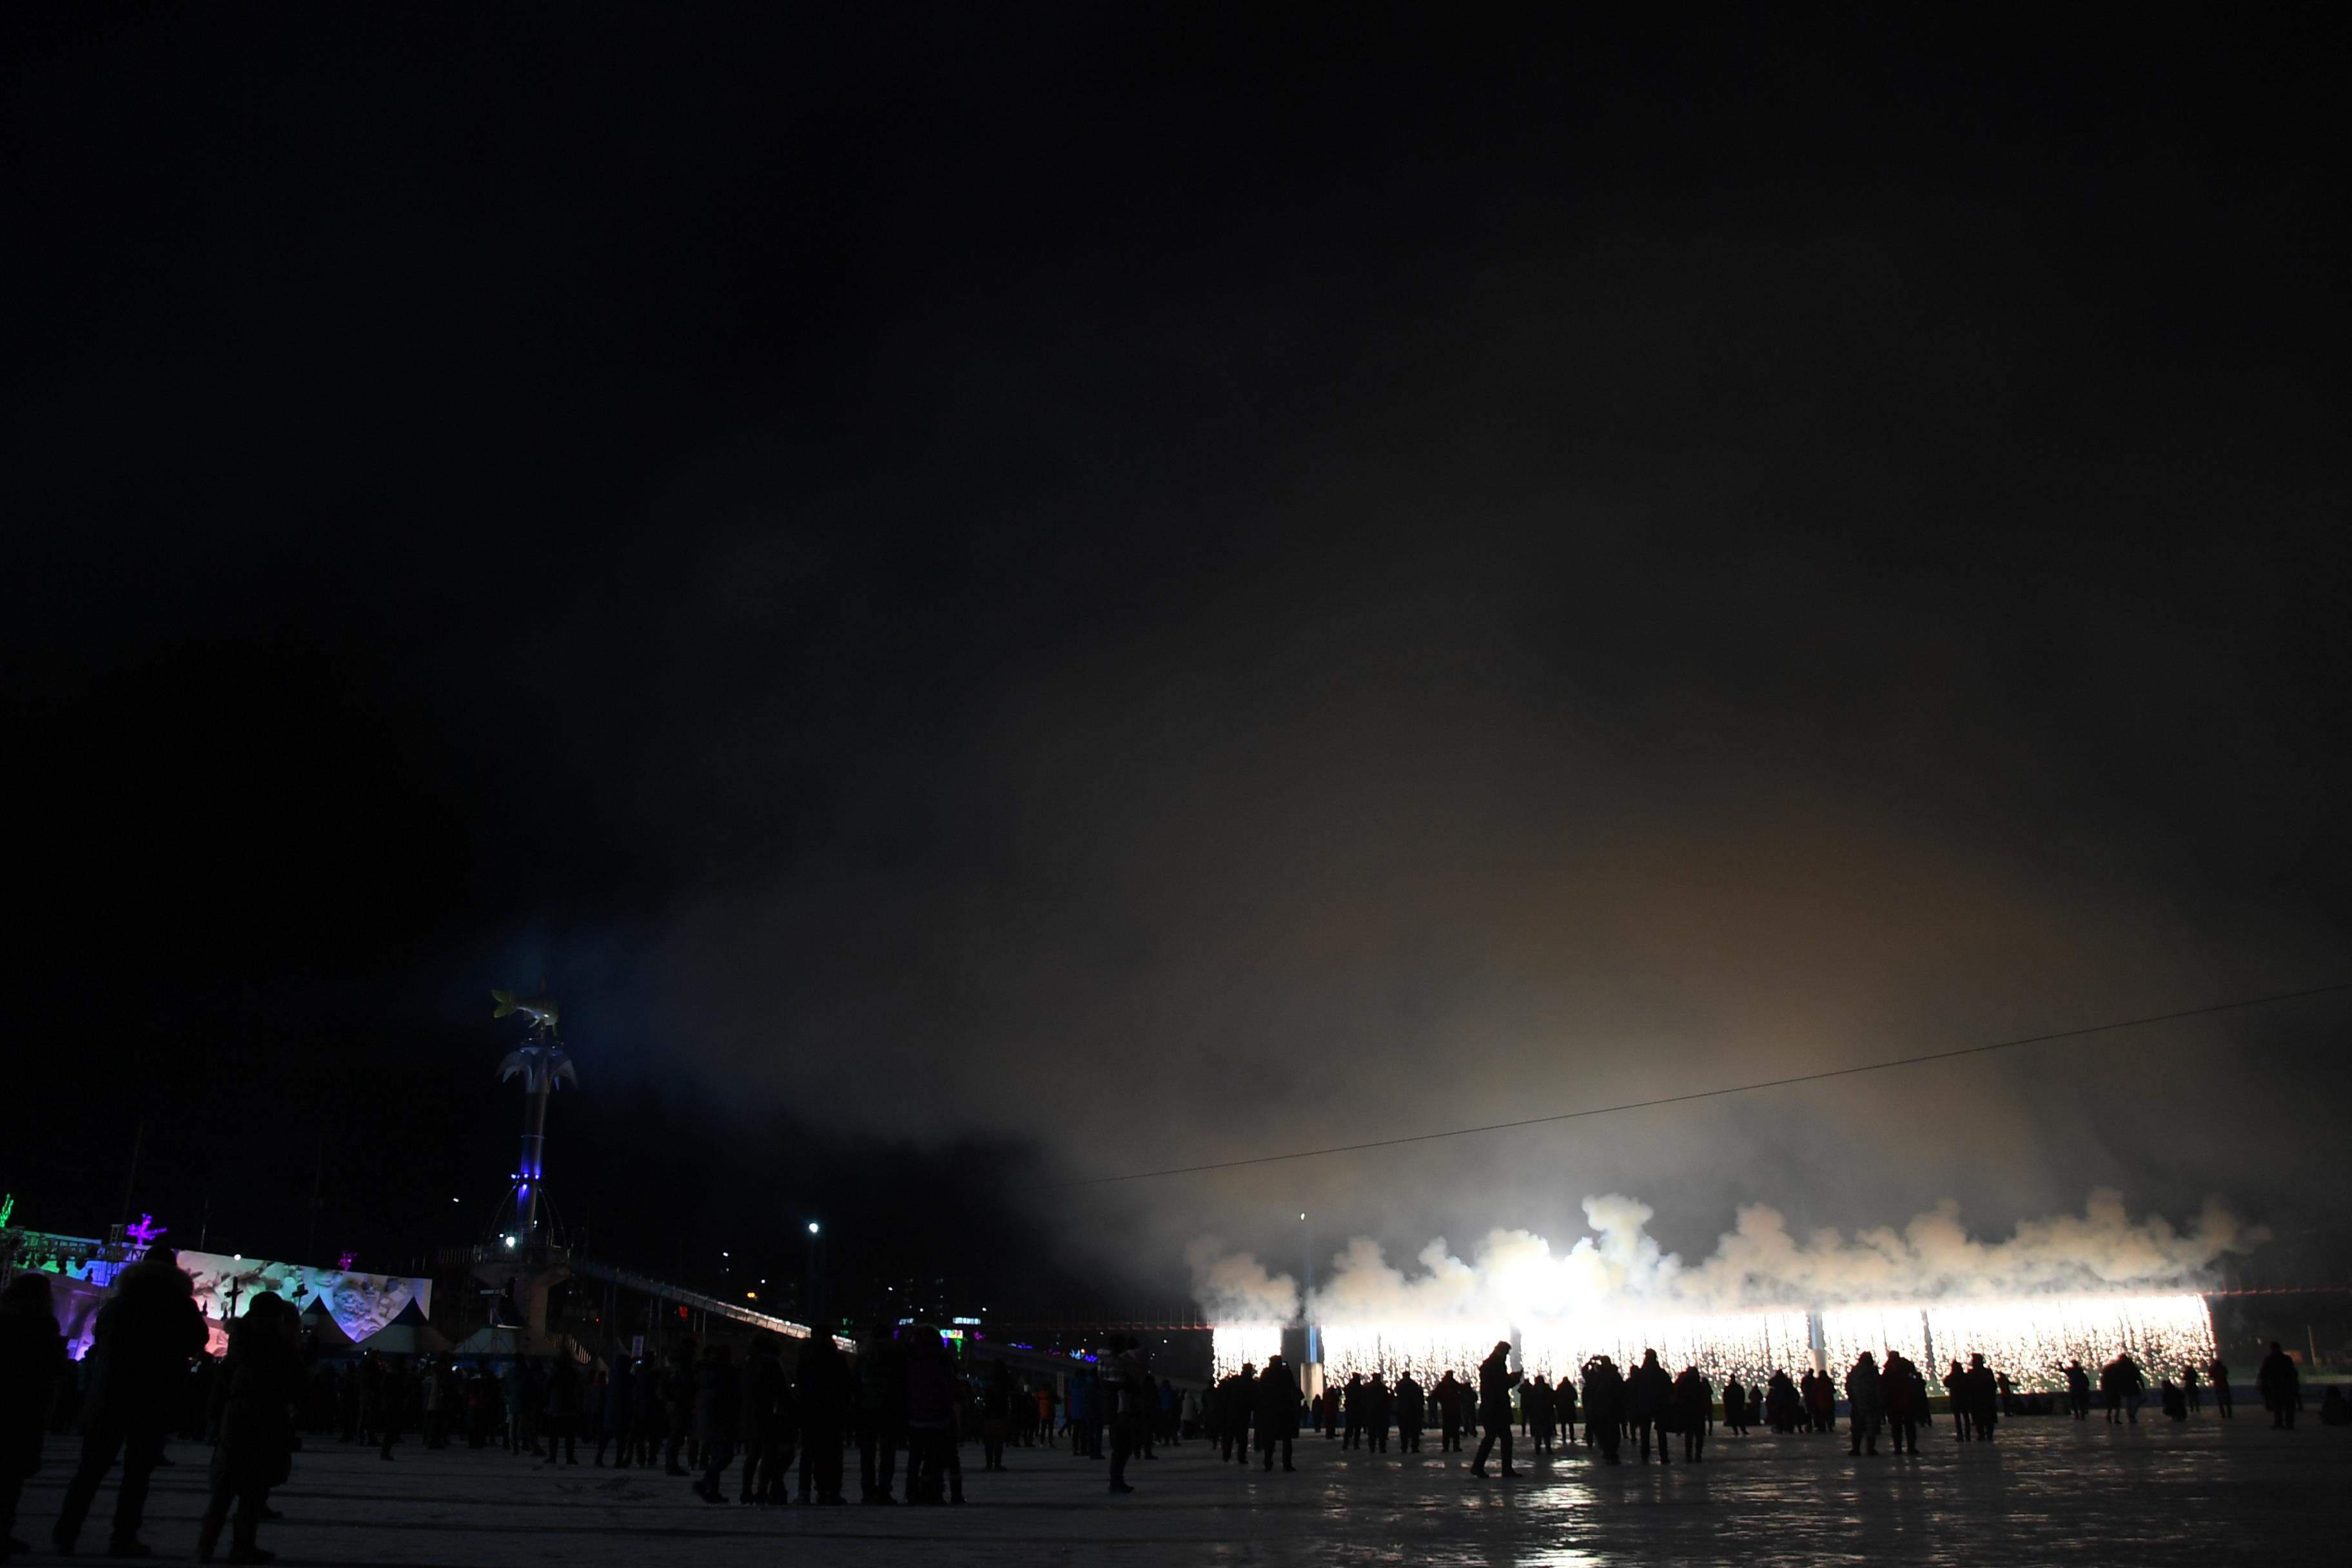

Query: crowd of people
[[0, 1248, 2339, 1565], [1205, 1339, 2328, 1474]]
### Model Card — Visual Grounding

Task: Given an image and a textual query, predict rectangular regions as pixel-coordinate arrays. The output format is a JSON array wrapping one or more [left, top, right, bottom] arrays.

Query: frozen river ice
[[16, 1413, 2345, 1566]]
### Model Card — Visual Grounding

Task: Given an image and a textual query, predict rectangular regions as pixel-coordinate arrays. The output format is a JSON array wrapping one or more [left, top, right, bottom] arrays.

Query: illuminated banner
[[177, 1250, 433, 1351]]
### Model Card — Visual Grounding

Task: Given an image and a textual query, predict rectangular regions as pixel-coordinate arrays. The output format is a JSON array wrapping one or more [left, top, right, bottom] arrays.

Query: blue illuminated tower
[[492, 990, 575, 1246]]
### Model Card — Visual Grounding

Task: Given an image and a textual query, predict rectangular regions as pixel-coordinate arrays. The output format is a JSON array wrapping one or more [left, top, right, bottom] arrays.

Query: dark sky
[[9, 7, 2349, 1309]]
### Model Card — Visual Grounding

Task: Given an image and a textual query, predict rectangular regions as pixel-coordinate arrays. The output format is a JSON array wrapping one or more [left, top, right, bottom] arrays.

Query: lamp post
[[805, 1222, 823, 1328]]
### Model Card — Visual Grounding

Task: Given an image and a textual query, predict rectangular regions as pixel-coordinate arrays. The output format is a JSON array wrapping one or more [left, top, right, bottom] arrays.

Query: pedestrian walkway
[[13, 1417, 2345, 1565]]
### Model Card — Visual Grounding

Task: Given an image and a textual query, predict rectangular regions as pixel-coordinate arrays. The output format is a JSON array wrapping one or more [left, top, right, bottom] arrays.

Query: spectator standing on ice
[[690, 1344, 740, 1504], [1672, 1366, 1712, 1462], [2207, 1355, 2232, 1418], [1629, 1349, 1673, 1465], [1255, 1354, 1298, 1473], [1890, 1352, 1929, 1453], [2257, 1342, 2300, 1429], [1965, 1355, 1999, 1443], [1845, 1352, 1883, 1457], [1471, 1342, 1522, 1478], [51, 1248, 207, 1559], [1395, 1371, 1425, 1452], [1, 1275, 68, 1562], [1579, 1357, 1623, 1465], [194, 1292, 300, 1566]]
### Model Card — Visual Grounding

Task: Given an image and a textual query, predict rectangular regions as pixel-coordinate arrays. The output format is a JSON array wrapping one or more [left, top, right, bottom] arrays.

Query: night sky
[[10, 8, 2348, 1313]]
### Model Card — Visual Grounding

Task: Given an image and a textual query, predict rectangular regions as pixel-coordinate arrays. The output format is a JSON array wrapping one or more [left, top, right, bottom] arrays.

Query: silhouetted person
[[1395, 1371, 1425, 1452], [687, 1346, 740, 1502], [2180, 1362, 2202, 1413], [52, 1249, 207, 1557], [1220, 1364, 1255, 1464], [2257, 1342, 2299, 1429], [1765, 1369, 1799, 1433], [738, 1336, 790, 1503], [1580, 1357, 1623, 1464], [1362, 1373, 1391, 1454], [544, 1355, 582, 1465], [1882, 1352, 1921, 1453], [979, 1363, 1013, 1473], [1471, 1342, 1520, 1478], [1435, 1370, 1464, 1451], [1964, 1354, 1999, 1442], [2064, 1360, 2091, 1420], [1944, 1360, 1971, 1440], [596, 1355, 633, 1466], [1672, 1367, 1712, 1461], [2160, 1379, 2188, 1420], [1629, 1349, 1673, 1464], [1341, 1372, 1364, 1449], [795, 1333, 851, 1504], [193, 1293, 299, 1565], [1845, 1352, 1883, 1456], [2208, 1356, 2233, 1418], [855, 1325, 906, 1502], [1255, 1355, 1298, 1473], [1556, 1369, 1578, 1441], [1721, 1374, 1747, 1436], [905, 1326, 966, 1503], [661, 1342, 697, 1475], [2, 1275, 68, 1560]]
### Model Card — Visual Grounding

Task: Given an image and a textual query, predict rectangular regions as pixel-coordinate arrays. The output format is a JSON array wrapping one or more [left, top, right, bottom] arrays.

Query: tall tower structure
[[491, 989, 575, 1248]]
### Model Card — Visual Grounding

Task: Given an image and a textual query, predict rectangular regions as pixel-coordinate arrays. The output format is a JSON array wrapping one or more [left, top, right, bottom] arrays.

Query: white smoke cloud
[[1184, 1235, 1300, 1324], [1192, 1189, 2263, 1324]]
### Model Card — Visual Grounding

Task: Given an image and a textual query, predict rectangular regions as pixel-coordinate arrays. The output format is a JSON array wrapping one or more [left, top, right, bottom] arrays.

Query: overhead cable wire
[[1046, 980, 2352, 1189]]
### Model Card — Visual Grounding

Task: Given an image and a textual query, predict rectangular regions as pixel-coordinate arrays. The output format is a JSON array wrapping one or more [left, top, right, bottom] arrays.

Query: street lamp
[[805, 1222, 824, 1327]]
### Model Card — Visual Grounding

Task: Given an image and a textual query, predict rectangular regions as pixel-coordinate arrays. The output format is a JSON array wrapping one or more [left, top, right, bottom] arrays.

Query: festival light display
[[1217, 1294, 2215, 1391], [1518, 1308, 1815, 1383], [179, 1248, 433, 1356], [1209, 1323, 1284, 1380], [1820, 1295, 2215, 1387], [1315, 1320, 1511, 1384]]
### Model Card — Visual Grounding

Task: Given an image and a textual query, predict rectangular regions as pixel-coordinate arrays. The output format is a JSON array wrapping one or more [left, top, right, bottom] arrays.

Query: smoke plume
[[1191, 1189, 2262, 1323]]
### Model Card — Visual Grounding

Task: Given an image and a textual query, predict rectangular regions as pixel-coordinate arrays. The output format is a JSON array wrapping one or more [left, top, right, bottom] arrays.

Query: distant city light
[[808, 1222, 820, 1234]]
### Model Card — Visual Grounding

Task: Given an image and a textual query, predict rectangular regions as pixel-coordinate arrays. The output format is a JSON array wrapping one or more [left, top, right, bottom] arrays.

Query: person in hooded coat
[[195, 1293, 300, 1565], [1471, 1342, 1521, 1478], [1721, 1374, 1747, 1436], [52, 1250, 208, 1558], [2, 1274, 70, 1562]]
